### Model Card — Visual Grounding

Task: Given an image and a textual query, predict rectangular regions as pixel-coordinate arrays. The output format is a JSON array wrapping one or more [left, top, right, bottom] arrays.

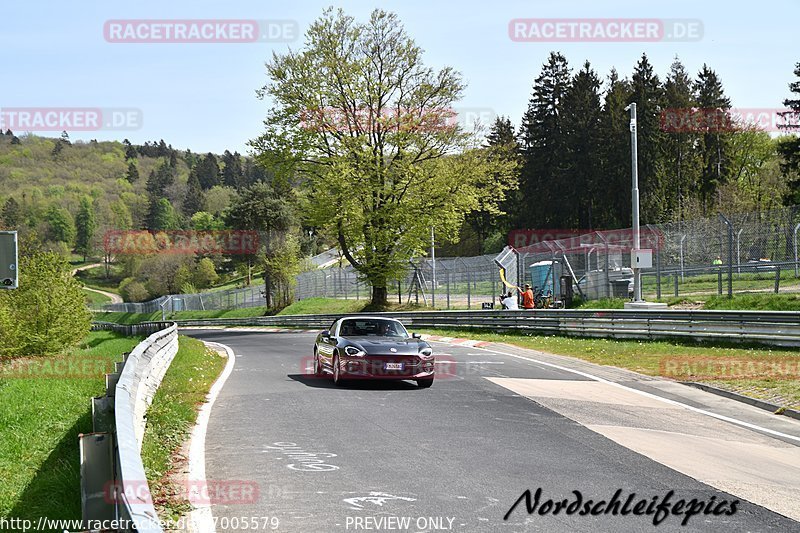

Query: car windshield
[[339, 319, 409, 338]]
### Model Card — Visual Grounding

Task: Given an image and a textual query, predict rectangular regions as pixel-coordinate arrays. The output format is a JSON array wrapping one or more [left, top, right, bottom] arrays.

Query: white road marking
[[470, 344, 800, 444], [187, 341, 237, 533], [343, 492, 417, 510]]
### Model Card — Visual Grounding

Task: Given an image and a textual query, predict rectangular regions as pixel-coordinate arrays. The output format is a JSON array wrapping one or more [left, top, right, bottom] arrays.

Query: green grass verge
[[703, 293, 800, 311], [420, 327, 800, 409], [140, 336, 227, 524], [0, 331, 142, 521], [82, 287, 112, 305], [277, 297, 369, 315]]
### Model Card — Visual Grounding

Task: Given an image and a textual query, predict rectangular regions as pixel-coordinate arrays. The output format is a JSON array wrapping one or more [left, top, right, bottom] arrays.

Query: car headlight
[[419, 347, 433, 358], [344, 346, 366, 357]]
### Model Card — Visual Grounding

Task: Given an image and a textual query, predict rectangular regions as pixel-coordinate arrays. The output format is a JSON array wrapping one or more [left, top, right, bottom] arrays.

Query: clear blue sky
[[1, 0, 797, 154]]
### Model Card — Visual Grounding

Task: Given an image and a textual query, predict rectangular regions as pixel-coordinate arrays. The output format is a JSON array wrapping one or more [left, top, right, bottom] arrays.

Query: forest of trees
[[457, 53, 800, 256], [1, 45, 799, 304], [0, 133, 318, 304]]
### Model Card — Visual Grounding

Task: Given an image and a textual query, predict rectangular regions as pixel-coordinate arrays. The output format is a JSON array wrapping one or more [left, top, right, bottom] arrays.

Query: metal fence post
[[794, 222, 800, 278], [775, 267, 781, 293], [717, 269, 722, 295], [467, 271, 471, 309], [446, 271, 451, 309], [718, 213, 734, 298], [673, 274, 679, 297], [655, 245, 661, 300]]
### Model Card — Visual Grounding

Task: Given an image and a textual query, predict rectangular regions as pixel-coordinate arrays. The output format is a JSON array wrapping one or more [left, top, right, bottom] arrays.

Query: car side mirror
[[412, 333, 421, 339], [321, 331, 330, 339]]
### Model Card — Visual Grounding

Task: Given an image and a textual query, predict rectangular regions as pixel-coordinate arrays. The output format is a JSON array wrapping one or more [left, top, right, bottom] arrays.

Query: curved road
[[72, 262, 123, 304], [184, 329, 800, 533]]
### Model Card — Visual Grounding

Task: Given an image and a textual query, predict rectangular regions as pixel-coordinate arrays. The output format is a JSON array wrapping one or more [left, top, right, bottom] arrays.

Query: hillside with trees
[[2, 10, 799, 308]]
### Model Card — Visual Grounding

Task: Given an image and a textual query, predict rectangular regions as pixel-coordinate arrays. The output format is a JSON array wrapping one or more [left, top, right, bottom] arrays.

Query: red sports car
[[313, 316, 435, 388]]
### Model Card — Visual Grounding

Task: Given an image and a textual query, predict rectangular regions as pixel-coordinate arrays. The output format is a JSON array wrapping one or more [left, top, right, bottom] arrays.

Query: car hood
[[345, 337, 428, 355]]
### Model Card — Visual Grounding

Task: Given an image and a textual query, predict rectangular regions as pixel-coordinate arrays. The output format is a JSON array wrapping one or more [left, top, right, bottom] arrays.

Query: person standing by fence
[[518, 284, 535, 309]]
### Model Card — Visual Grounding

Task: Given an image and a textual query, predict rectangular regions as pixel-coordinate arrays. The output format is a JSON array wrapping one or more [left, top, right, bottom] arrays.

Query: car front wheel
[[314, 348, 323, 376], [416, 377, 434, 388], [333, 353, 344, 386]]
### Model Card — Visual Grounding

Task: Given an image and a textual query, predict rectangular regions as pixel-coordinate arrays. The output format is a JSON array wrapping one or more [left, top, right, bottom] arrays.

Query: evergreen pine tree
[[74, 196, 97, 262], [196, 153, 221, 189], [2, 197, 20, 227], [183, 172, 206, 216], [126, 161, 139, 183], [778, 61, 800, 201], [600, 69, 634, 227], [694, 64, 732, 213], [629, 53, 668, 222], [518, 52, 572, 228], [562, 61, 603, 228], [662, 57, 701, 220]]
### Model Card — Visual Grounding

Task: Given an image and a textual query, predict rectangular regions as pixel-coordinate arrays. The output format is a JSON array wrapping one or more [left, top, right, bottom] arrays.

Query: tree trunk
[[371, 284, 388, 306]]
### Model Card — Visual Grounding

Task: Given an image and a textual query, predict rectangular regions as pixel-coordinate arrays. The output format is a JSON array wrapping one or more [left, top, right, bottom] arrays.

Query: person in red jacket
[[518, 284, 535, 309]]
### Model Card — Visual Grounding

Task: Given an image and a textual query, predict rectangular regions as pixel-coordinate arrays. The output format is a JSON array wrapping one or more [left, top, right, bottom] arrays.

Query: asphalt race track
[[184, 330, 800, 533]]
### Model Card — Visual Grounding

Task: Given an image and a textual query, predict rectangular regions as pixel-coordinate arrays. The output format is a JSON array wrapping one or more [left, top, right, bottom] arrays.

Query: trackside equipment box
[[0, 231, 18, 289]]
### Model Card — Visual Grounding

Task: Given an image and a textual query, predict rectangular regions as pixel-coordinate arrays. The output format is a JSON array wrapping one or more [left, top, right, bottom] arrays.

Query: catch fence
[[101, 205, 800, 312]]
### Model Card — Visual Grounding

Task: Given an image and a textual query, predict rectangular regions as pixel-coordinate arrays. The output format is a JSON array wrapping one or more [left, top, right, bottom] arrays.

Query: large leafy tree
[[0, 251, 91, 357], [251, 8, 515, 304], [44, 205, 76, 245], [463, 116, 520, 253]]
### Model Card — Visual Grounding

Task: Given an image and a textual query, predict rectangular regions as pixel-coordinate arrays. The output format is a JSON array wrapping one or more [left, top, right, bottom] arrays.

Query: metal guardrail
[[173, 309, 800, 347], [81, 322, 178, 532]]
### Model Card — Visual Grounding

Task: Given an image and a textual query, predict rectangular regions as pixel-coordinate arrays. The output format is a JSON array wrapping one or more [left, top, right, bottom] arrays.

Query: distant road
[[183, 329, 800, 532], [72, 262, 123, 304]]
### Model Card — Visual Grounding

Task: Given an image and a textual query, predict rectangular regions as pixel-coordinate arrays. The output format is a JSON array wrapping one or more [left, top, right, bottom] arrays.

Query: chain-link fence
[[99, 284, 266, 314], [99, 205, 800, 312]]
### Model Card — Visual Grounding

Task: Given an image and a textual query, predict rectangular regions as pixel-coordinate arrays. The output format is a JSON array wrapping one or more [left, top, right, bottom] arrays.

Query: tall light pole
[[625, 103, 642, 302]]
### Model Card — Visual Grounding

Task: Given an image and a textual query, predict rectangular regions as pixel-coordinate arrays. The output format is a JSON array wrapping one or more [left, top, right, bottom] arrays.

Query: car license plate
[[384, 362, 404, 370]]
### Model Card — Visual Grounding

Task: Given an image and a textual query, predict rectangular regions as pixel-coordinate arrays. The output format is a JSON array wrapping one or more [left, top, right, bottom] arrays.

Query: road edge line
[[446, 341, 800, 445], [186, 340, 237, 533]]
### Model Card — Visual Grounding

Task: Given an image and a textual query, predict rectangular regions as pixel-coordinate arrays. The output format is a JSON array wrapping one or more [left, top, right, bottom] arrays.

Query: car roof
[[339, 316, 404, 323]]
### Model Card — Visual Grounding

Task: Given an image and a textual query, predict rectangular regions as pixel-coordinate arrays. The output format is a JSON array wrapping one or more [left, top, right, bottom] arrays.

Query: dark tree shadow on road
[[288, 374, 421, 390]]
